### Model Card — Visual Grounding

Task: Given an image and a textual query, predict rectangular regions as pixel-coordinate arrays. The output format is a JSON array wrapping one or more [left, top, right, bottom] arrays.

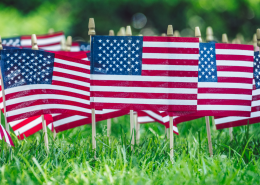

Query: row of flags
[[0, 30, 259, 147]]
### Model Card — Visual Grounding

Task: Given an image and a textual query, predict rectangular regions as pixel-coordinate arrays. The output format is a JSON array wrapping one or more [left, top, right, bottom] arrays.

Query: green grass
[[1, 115, 260, 184]]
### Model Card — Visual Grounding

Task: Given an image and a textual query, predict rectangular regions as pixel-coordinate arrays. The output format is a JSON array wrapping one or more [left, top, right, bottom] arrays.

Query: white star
[[136, 40, 140, 43], [106, 39, 109, 42], [98, 39, 102, 42], [135, 68, 138, 72], [127, 68, 130, 71], [210, 47, 213, 50]]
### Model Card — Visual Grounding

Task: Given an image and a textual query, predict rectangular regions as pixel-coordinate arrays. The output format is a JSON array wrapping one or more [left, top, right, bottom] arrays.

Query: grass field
[[1, 115, 260, 184]]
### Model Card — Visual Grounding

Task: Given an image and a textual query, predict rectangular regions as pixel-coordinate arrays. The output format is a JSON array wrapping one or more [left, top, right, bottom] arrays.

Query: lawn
[[1, 115, 260, 184]]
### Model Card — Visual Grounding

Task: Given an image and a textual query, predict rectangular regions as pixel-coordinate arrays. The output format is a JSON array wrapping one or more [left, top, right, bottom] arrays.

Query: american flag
[[91, 36, 199, 112], [138, 111, 179, 134], [195, 43, 254, 117], [0, 124, 14, 146], [2, 32, 65, 51], [1, 49, 90, 122], [71, 42, 90, 52], [214, 51, 260, 129]]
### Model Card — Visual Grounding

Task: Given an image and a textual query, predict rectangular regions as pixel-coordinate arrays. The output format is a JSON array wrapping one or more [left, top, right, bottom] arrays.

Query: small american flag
[[1, 49, 90, 122], [0, 124, 14, 146], [91, 36, 199, 112], [2, 32, 65, 51], [196, 43, 254, 117], [214, 51, 260, 129]]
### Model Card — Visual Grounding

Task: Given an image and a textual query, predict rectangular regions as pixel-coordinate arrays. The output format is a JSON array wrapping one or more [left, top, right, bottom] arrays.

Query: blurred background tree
[[0, 0, 260, 43]]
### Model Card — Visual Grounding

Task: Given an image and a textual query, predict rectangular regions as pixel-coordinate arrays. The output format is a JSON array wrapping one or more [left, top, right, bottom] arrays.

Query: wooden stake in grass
[[31, 34, 49, 151], [60, 37, 66, 51], [167, 25, 174, 161], [0, 36, 9, 134], [253, 34, 257, 51], [173, 30, 180, 37], [135, 112, 140, 145], [48, 28, 54, 34], [88, 18, 96, 154], [195, 26, 213, 157]]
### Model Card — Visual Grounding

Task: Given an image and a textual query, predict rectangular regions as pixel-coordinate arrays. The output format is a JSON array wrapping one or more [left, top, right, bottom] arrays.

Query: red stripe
[[217, 66, 253, 73], [215, 43, 254, 51], [142, 59, 198, 65], [185, 110, 251, 117], [17, 123, 42, 140], [21, 32, 64, 40], [6, 89, 89, 101], [143, 36, 199, 43], [72, 42, 80, 46], [53, 71, 90, 83], [0, 126, 5, 142], [216, 55, 253, 61], [142, 70, 198, 77], [198, 88, 253, 95], [198, 99, 252, 106], [215, 117, 260, 130], [252, 94, 260, 101], [92, 80, 197, 88], [142, 47, 199, 54]]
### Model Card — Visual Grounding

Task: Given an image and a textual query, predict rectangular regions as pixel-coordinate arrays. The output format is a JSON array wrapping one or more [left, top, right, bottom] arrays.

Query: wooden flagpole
[[257, 29, 260, 48], [135, 112, 140, 145], [65, 36, 72, 52], [60, 37, 66, 51], [253, 33, 257, 51], [0, 36, 10, 134], [195, 27, 213, 156], [167, 25, 174, 161], [221, 33, 233, 141], [125, 25, 135, 150], [48, 28, 54, 34], [88, 18, 96, 156], [31, 34, 49, 151], [106, 30, 114, 140], [173, 30, 180, 37]]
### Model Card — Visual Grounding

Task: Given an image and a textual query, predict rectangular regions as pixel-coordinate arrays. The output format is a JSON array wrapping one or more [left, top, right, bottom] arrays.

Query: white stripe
[[251, 100, 260, 107], [9, 118, 26, 127], [198, 82, 252, 89], [253, 89, 260, 96], [53, 76, 90, 88], [197, 105, 251, 111], [55, 67, 90, 78], [143, 110, 162, 121], [6, 94, 90, 106], [217, 60, 253, 67], [55, 58, 90, 69], [40, 45, 61, 51], [216, 49, 253, 56], [142, 53, 198, 60], [6, 104, 91, 117], [198, 94, 252, 100], [70, 46, 80, 52], [91, 86, 197, 94], [142, 64, 198, 71], [172, 125, 179, 133], [215, 116, 247, 125], [93, 97, 197, 105], [218, 71, 253, 78], [91, 74, 198, 83], [5, 84, 89, 96], [143, 41, 199, 48], [138, 116, 155, 123], [53, 115, 87, 127], [250, 111, 260, 118], [13, 117, 42, 136], [21, 35, 65, 46]]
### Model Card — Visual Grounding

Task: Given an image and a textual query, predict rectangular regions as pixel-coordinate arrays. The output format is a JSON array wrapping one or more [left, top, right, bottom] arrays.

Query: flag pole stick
[[196, 26, 213, 156], [167, 25, 174, 161], [135, 112, 140, 145], [125, 25, 135, 150], [48, 28, 54, 34], [0, 37, 9, 134], [88, 18, 96, 157], [222, 33, 233, 141], [106, 30, 114, 141], [31, 34, 49, 151]]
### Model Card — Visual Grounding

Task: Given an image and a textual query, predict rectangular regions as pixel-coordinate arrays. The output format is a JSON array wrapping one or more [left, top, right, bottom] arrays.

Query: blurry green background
[[0, 0, 260, 43]]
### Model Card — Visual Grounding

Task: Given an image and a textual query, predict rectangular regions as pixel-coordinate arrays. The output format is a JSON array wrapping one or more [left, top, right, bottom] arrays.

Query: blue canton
[[91, 36, 143, 75], [1, 49, 55, 89], [79, 42, 90, 51], [253, 51, 260, 89], [198, 43, 217, 82], [2, 36, 21, 47]]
